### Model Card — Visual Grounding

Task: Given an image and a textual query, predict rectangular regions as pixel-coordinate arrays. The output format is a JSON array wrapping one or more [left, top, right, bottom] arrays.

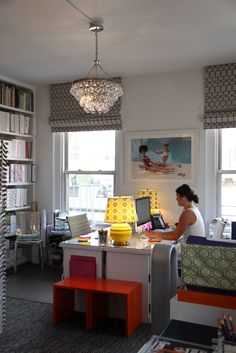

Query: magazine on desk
[[137, 335, 214, 353]]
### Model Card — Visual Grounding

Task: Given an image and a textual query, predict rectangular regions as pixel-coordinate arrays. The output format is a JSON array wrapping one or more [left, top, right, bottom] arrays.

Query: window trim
[[63, 131, 116, 217], [217, 128, 236, 219], [204, 129, 218, 223], [52, 132, 66, 211], [53, 130, 120, 213]]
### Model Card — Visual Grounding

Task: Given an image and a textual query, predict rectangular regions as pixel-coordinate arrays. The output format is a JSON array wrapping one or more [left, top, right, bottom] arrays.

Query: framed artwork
[[124, 130, 198, 182]]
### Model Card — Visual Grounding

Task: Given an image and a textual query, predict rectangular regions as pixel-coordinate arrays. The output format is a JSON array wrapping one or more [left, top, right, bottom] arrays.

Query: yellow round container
[[110, 223, 132, 245]]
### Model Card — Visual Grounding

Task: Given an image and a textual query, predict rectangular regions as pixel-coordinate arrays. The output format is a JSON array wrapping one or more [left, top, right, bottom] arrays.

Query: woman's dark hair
[[175, 184, 199, 203], [139, 145, 148, 153]]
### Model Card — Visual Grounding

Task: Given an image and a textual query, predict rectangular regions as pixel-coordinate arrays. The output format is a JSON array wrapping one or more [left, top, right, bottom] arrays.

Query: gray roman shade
[[203, 63, 236, 129], [49, 78, 122, 132]]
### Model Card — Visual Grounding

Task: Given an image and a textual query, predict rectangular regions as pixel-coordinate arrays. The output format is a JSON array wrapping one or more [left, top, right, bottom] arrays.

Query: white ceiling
[[1, 0, 236, 85]]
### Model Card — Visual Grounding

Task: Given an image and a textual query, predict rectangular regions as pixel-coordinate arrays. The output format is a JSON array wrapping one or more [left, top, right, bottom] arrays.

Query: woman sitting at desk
[[146, 184, 205, 242]]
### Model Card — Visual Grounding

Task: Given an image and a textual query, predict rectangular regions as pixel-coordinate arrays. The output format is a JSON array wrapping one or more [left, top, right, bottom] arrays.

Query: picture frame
[[124, 130, 199, 183]]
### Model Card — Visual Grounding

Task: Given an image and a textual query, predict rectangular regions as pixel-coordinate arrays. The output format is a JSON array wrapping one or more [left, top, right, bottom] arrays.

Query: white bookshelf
[[0, 75, 36, 214]]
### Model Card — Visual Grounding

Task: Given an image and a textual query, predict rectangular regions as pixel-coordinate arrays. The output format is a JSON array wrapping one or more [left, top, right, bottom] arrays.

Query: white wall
[[36, 69, 208, 226], [117, 70, 206, 225], [35, 86, 54, 223]]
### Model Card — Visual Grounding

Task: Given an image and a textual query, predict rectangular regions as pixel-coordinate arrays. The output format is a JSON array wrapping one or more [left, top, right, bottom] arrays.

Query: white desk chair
[[14, 212, 44, 273], [212, 217, 225, 239], [67, 213, 91, 237]]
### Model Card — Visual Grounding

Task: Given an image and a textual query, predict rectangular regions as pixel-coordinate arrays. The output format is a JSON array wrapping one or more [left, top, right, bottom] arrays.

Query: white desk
[[61, 232, 176, 323], [60, 232, 158, 323]]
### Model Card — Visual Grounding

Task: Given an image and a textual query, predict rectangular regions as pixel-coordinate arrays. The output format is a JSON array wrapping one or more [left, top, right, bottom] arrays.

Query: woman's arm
[[146, 210, 196, 241]]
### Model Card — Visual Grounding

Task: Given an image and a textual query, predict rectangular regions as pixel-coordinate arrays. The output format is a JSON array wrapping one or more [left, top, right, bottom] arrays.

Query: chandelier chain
[[67, 0, 123, 114], [95, 30, 99, 63]]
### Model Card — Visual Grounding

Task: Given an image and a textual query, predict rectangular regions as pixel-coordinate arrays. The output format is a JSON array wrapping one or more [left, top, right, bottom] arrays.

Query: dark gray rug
[[0, 297, 151, 353]]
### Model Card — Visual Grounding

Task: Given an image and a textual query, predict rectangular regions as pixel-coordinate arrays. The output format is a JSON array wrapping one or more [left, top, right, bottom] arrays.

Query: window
[[218, 128, 236, 220], [64, 130, 115, 222]]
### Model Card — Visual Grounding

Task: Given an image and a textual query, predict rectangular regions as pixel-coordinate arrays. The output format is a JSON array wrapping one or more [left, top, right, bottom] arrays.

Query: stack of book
[[0, 111, 30, 134], [0, 83, 34, 112], [8, 164, 32, 183], [5, 139, 32, 159], [0, 83, 16, 107], [7, 188, 28, 209]]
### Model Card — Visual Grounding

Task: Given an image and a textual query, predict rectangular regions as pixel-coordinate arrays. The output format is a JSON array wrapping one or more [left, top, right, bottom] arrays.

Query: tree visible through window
[[65, 131, 115, 222]]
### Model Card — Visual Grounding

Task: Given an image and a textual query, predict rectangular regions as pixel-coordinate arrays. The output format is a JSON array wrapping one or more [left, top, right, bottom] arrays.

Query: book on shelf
[[0, 83, 16, 108], [7, 188, 28, 209], [9, 164, 32, 183], [0, 83, 12, 107], [0, 82, 33, 112], [25, 141, 32, 159], [10, 113, 15, 132], [0, 111, 10, 131], [0, 110, 31, 134], [4, 139, 32, 159], [15, 88, 34, 112]]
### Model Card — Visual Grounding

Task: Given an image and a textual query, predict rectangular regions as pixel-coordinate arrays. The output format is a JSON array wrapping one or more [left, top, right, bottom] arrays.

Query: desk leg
[[86, 291, 109, 331], [126, 285, 142, 337], [52, 286, 74, 324]]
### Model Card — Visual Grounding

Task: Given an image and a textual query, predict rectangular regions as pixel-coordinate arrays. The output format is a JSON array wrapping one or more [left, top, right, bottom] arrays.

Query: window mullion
[[217, 170, 236, 175], [65, 170, 115, 175]]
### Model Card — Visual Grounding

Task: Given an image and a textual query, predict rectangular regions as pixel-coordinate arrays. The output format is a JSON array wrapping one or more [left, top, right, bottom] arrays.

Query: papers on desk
[[148, 239, 162, 243], [140, 232, 175, 245], [79, 235, 91, 239], [137, 335, 214, 353], [77, 234, 91, 243], [142, 230, 173, 243], [141, 232, 160, 243]]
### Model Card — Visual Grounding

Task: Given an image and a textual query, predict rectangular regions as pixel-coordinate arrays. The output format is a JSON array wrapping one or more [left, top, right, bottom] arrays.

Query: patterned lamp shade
[[104, 196, 138, 245], [104, 196, 138, 223], [138, 189, 161, 215]]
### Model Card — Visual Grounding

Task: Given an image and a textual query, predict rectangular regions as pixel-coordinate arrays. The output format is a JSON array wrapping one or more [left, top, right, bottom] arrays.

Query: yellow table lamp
[[104, 196, 138, 246], [138, 188, 161, 215]]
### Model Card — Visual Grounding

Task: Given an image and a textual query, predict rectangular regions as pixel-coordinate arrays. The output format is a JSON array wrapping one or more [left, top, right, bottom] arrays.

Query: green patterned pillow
[[181, 243, 236, 290]]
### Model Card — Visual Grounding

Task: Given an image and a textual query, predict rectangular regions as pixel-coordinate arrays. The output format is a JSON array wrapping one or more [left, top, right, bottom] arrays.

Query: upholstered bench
[[52, 276, 142, 336], [178, 235, 236, 309]]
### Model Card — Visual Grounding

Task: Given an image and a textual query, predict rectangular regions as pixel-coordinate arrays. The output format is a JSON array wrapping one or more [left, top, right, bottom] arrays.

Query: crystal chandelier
[[70, 23, 123, 114]]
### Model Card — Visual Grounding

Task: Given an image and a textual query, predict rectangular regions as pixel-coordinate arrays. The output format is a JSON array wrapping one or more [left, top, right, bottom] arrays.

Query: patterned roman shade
[[49, 78, 122, 132], [203, 63, 236, 129]]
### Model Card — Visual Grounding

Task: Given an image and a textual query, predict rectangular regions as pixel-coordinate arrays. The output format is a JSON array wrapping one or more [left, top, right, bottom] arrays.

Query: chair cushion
[[181, 242, 236, 291], [16, 233, 40, 241]]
